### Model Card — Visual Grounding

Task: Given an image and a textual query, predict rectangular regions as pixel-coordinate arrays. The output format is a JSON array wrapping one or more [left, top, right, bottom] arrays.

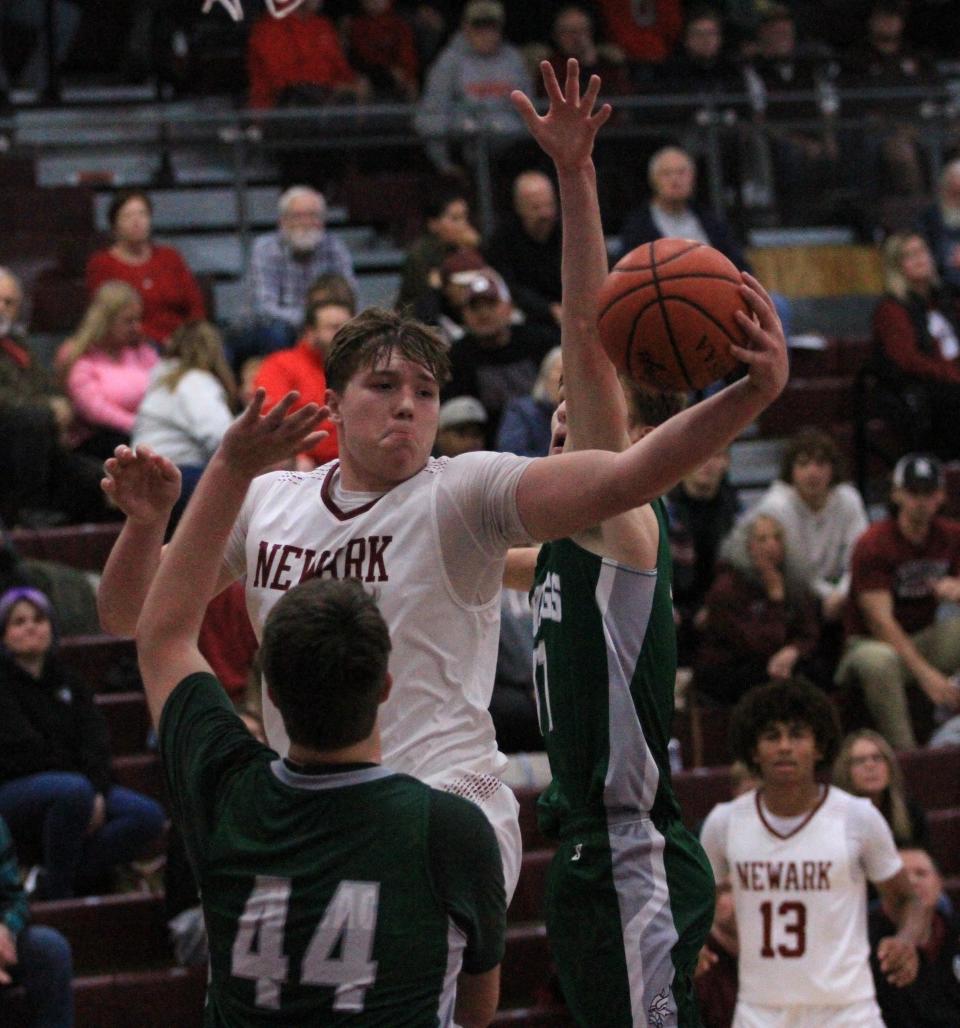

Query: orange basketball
[[597, 238, 746, 391]]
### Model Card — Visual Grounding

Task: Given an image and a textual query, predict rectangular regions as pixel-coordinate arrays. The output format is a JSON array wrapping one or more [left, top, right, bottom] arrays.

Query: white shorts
[[435, 771, 522, 903], [734, 997, 884, 1028]]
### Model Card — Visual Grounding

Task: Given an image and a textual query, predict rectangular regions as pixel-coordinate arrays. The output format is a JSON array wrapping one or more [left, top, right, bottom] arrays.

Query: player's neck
[[287, 733, 382, 767], [760, 780, 823, 818]]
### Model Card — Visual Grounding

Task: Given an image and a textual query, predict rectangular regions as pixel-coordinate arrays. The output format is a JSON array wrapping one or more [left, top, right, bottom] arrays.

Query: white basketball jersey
[[701, 787, 902, 1008], [222, 452, 533, 789]]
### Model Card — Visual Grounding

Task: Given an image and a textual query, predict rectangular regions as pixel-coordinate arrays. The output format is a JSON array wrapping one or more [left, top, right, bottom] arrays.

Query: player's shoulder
[[703, 792, 751, 831], [826, 784, 886, 823]]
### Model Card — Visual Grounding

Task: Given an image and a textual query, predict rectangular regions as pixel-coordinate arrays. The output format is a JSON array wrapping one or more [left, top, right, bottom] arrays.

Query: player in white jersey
[[700, 678, 924, 1028], [100, 250, 789, 902]]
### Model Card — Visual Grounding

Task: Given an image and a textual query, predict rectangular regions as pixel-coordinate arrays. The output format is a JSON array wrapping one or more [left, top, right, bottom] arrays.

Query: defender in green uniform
[[130, 394, 506, 1027], [511, 61, 790, 1026]]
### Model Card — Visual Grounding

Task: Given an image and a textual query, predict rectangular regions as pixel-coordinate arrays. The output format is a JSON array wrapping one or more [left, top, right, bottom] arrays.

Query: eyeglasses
[[850, 753, 886, 767]]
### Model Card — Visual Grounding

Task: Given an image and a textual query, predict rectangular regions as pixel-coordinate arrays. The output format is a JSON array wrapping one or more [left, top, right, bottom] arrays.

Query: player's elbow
[[455, 966, 500, 1028], [97, 592, 137, 637]]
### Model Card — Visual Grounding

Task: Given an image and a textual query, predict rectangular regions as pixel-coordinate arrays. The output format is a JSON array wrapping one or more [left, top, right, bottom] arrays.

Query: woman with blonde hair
[[833, 728, 927, 847], [133, 320, 238, 529], [871, 231, 960, 458], [60, 280, 158, 460]]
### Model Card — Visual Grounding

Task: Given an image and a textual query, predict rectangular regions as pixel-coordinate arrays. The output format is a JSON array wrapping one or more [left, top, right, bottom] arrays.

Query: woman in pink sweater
[[61, 281, 159, 460]]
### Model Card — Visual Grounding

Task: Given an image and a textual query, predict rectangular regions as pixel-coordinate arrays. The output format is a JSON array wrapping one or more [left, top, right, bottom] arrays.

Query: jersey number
[[759, 900, 807, 958], [533, 641, 554, 734], [231, 875, 380, 1010]]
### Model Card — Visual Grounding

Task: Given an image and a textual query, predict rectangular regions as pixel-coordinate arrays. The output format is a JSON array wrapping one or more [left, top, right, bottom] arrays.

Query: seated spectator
[[666, 447, 740, 665], [745, 427, 869, 623], [247, 0, 368, 109], [835, 454, 960, 750], [395, 187, 482, 315], [0, 588, 165, 900], [869, 847, 960, 1027], [917, 159, 960, 290], [695, 513, 821, 705], [834, 729, 928, 847], [306, 271, 357, 312], [420, 247, 488, 342], [595, 0, 684, 83], [0, 0, 81, 100], [414, 0, 532, 177], [85, 190, 206, 349], [252, 297, 353, 469], [538, 4, 632, 101], [434, 395, 488, 458], [619, 145, 751, 271], [0, 269, 108, 528], [0, 813, 73, 1028], [60, 282, 159, 462], [132, 321, 239, 529], [871, 232, 960, 459], [496, 346, 561, 457], [443, 268, 556, 445], [345, 0, 419, 102], [235, 185, 357, 365], [486, 170, 562, 331], [838, 0, 937, 200], [657, 5, 744, 96]]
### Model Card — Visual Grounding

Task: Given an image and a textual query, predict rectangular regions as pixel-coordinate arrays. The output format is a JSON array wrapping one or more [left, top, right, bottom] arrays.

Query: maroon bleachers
[[58, 635, 137, 694], [9, 522, 122, 572]]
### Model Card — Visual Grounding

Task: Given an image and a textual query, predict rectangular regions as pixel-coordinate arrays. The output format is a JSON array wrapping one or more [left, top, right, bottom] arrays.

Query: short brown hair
[[261, 578, 391, 751], [621, 377, 687, 430], [108, 188, 152, 229], [324, 307, 450, 394], [779, 427, 842, 485]]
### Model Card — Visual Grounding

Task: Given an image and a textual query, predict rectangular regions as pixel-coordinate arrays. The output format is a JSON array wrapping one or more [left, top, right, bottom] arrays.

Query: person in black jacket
[[0, 588, 164, 899]]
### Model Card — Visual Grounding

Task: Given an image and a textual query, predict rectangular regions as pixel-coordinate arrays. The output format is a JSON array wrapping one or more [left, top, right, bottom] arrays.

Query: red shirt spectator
[[596, 0, 684, 64], [347, 0, 419, 101], [247, 2, 361, 109]]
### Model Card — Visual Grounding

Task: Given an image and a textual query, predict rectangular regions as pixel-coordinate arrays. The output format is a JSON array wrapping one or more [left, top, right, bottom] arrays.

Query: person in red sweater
[[595, 0, 683, 77], [252, 296, 352, 468], [346, 0, 419, 102], [86, 190, 206, 348], [247, 0, 369, 109]]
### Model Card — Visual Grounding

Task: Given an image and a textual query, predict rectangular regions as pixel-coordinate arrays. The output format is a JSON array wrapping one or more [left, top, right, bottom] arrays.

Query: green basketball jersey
[[533, 500, 682, 832], [160, 673, 504, 1027]]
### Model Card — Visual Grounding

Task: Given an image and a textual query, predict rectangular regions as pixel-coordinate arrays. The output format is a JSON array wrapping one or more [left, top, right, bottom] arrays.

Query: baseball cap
[[440, 248, 487, 289], [465, 1, 504, 25], [465, 268, 511, 304], [892, 453, 944, 494], [439, 395, 488, 430]]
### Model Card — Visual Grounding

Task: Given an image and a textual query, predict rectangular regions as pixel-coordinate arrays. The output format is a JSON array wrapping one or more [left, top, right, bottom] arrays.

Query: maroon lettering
[[344, 539, 365, 578], [750, 864, 764, 891], [766, 863, 782, 888], [784, 864, 799, 890], [254, 542, 281, 588], [365, 535, 392, 582], [315, 548, 341, 578], [736, 863, 750, 889], [817, 862, 831, 889], [270, 545, 302, 591], [299, 550, 318, 582], [801, 862, 815, 890]]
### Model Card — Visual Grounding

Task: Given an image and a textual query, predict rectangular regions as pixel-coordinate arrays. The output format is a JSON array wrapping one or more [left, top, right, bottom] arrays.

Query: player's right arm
[[455, 968, 500, 1028]]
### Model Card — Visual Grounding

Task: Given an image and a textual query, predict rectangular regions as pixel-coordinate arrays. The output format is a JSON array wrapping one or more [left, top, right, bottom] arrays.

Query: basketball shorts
[[545, 815, 713, 1027], [734, 997, 885, 1028]]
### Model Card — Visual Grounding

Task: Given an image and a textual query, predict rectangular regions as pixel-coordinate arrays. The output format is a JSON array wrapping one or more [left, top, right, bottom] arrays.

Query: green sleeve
[[0, 817, 28, 938], [158, 672, 271, 876], [427, 791, 506, 974]]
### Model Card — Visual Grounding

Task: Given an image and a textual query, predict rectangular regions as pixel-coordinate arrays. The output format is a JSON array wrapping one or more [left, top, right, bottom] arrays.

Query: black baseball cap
[[892, 453, 944, 494]]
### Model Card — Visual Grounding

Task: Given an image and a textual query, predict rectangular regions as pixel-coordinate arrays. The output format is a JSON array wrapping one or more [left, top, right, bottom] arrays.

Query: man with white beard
[[240, 186, 358, 358]]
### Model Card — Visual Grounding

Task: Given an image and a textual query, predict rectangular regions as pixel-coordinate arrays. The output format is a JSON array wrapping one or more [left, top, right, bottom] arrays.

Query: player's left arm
[[874, 868, 924, 987], [503, 546, 540, 592], [136, 391, 327, 726]]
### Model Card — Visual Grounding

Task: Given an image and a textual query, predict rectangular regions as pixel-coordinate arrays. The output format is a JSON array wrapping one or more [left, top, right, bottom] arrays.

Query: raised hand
[[102, 445, 182, 525], [219, 388, 328, 478], [731, 272, 789, 404], [511, 59, 612, 172]]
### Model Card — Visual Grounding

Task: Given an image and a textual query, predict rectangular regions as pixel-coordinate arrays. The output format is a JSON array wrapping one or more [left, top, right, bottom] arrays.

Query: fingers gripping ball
[[597, 239, 746, 391]]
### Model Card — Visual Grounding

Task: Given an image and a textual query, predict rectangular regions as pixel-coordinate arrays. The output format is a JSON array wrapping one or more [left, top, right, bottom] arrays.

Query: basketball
[[597, 238, 747, 391]]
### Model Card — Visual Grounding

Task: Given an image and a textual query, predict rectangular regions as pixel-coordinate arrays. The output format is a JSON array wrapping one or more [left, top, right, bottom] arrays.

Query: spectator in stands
[[443, 268, 556, 445], [132, 321, 239, 530], [420, 247, 488, 342], [306, 270, 357, 312], [0, 588, 165, 900], [666, 447, 740, 666], [345, 0, 419, 102], [595, 0, 684, 83], [433, 395, 488, 458], [486, 170, 562, 331], [0, 1, 81, 101], [840, 1, 936, 198], [0, 270, 108, 529], [869, 847, 960, 1027], [395, 187, 482, 315], [836, 454, 960, 750], [834, 729, 928, 847], [917, 159, 960, 290], [414, 0, 532, 177], [0, 813, 74, 1028], [85, 190, 206, 349], [237, 185, 357, 364], [247, 0, 368, 109], [61, 281, 159, 462], [538, 4, 632, 99], [657, 5, 744, 96], [871, 232, 960, 459], [496, 346, 561, 458], [694, 512, 821, 706], [252, 297, 354, 469], [619, 146, 751, 271]]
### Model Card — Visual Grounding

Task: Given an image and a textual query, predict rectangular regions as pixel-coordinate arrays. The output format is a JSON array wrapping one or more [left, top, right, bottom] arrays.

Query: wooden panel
[[747, 244, 883, 298]]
